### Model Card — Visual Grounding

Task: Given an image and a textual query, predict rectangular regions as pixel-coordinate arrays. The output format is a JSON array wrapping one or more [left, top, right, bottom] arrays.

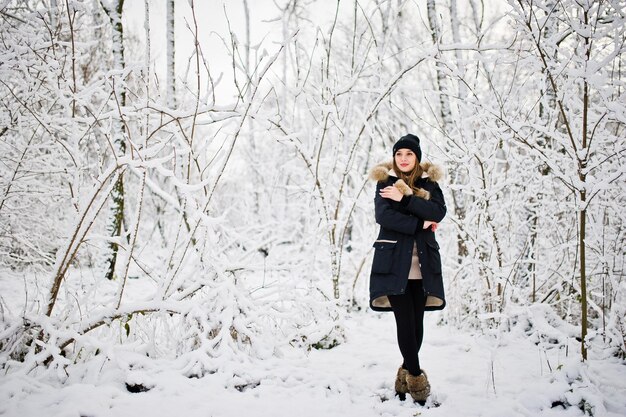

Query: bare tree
[[166, 0, 175, 108], [99, 0, 127, 281], [427, 0, 469, 262], [505, 0, 625, 360]]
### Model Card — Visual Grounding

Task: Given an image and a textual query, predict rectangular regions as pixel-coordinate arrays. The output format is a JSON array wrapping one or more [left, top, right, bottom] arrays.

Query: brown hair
[[393, 159, 424, 194]]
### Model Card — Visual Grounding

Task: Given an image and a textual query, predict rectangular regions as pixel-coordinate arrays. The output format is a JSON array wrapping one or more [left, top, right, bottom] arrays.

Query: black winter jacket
[[368, 161, 447, 312]]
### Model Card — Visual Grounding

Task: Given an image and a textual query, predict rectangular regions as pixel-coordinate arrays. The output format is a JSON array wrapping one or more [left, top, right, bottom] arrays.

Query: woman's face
[[394, 148, 417, 173]]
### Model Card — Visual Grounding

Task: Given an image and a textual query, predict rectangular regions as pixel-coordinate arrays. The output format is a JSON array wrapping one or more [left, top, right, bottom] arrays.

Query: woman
[[369, 134, 446, 404]]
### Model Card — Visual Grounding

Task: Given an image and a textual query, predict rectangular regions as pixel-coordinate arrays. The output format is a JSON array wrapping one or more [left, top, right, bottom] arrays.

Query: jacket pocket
[[426, 240, 442, 273], [372, 240, 397, 274]]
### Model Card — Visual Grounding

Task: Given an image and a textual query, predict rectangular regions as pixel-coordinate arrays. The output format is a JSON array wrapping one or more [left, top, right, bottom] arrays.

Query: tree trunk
[[580, 205, 588, 360], [101, 0, 127, 281], [166, 0, 175, 108], [579, 6, 590, 361], [428, 0, 468, 261], [447, 0, 469, 261], [527, 0, 557, 302], [426, 0, 452, 128]]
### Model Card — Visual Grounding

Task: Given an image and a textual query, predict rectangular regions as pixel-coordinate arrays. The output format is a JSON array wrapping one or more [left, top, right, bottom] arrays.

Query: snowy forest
[[0, 0, 624, 416]]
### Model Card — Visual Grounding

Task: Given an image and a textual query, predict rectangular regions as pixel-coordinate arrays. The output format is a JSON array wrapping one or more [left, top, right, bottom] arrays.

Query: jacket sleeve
[[400, 182, 447, 222], [374, 182, 422, 234]]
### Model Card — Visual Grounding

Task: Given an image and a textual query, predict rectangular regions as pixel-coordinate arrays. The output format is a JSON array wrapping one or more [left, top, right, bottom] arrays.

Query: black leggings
[[387, 280, 425, 376]]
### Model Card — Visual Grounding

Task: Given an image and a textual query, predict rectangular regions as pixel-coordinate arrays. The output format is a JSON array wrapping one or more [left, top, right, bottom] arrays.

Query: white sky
[[122, 1, 277, 97], [121, 0, 401, 98], [123, 0, 340, 99]]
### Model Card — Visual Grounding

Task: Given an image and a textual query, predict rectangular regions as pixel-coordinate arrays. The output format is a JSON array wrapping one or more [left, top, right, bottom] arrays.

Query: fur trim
[[369, 161, 441, 200], [420, 162, 444, 182], [395, 367, 409, 397], [406, 370, 431, 404], [369, 161, 444, 183], [368, 162, 393, 182], [414, 188, 431, 200], [394, 179, 413, 196]]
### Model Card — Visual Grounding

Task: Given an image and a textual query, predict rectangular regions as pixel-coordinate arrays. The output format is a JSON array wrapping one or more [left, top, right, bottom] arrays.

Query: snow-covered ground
[[1, 311, 625, 417]]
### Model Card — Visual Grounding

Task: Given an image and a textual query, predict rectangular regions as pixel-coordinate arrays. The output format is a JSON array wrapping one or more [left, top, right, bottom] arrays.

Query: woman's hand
[[423, 220, 438, 231], [379, 186, 403, 202]]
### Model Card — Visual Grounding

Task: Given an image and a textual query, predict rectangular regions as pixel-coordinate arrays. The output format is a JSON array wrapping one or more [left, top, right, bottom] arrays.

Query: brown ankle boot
[[406, 369, 430, 404], [394, 367, 408, 399]]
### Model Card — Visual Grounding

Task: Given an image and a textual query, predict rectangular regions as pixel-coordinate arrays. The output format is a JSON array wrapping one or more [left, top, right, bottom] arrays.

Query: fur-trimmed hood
[[369, 161, 444, 200], [369, 161, 443, 183]]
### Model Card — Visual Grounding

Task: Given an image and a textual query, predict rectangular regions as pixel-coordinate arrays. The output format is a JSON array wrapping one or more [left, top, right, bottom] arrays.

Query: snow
[[1, 1, 625, 416], [1, 312, 624, 417]]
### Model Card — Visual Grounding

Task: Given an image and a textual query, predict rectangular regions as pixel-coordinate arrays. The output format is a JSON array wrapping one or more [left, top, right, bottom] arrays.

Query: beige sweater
[[408, 243, 423, 280]]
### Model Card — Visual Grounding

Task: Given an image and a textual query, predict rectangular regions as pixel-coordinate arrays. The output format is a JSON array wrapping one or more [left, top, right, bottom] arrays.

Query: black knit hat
[[392, 134, 422, 162]]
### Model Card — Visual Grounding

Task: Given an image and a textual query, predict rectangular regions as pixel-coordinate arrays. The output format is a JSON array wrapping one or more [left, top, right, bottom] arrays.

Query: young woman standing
[[369, 134, 446, 404]]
